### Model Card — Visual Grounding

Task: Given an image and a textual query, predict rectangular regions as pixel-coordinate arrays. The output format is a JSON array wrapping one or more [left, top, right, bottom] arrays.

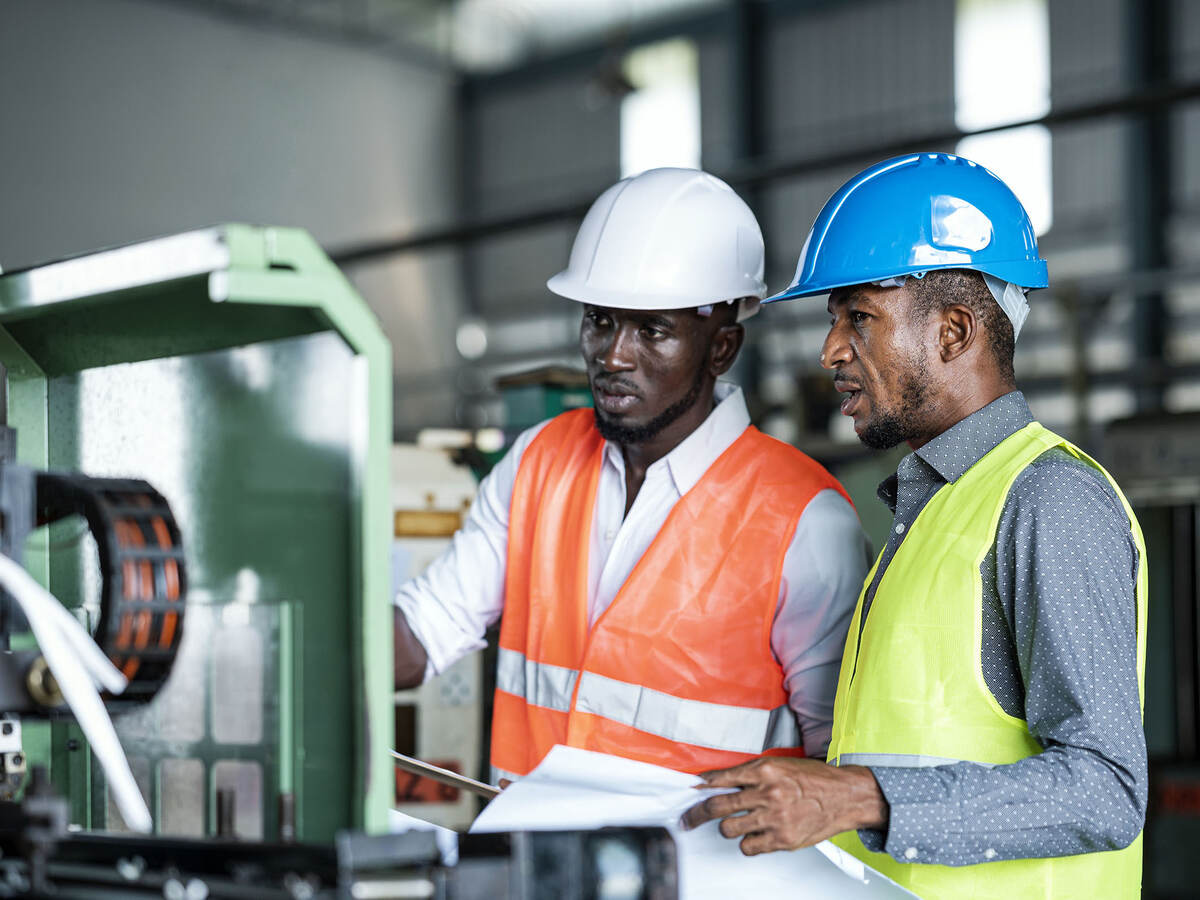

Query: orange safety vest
[[491, 408, 851, 780]]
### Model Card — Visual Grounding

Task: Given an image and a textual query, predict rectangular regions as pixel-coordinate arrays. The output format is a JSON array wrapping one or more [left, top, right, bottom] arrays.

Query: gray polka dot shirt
[[854, 391, 1147, 866]]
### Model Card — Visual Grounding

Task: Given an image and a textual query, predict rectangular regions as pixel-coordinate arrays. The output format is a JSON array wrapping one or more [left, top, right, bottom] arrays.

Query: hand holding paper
[[681, 755, 888, 856], [471, 746, 915, 899]]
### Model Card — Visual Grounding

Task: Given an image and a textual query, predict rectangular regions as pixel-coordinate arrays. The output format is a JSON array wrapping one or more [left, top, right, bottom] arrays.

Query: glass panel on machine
[[213, 760, 264, 841], [159, 758, 205, 837], [212, 605, 264, 746]]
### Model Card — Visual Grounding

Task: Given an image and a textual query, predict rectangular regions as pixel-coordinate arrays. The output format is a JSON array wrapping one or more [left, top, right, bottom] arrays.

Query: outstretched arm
[[394, 607, 429, 690], [393, 421, 550, 689]]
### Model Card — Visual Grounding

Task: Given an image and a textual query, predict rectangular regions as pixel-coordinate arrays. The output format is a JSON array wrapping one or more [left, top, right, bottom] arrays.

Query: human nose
[[596, 324, 636, 372], [820, 321, 851, 370]]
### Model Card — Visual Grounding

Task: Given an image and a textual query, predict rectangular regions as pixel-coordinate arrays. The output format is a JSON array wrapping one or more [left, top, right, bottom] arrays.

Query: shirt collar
[[602, 381, 749, 496], [876, 390, 1034, 511], [913, 390, 1033, 484]]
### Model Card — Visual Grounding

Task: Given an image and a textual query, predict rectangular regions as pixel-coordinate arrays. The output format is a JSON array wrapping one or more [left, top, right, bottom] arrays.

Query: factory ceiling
[[161, 0, 725, 72]]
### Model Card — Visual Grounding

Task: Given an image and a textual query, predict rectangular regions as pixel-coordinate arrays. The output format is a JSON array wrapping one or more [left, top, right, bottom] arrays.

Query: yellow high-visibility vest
[[827, 422, 1147, 900]]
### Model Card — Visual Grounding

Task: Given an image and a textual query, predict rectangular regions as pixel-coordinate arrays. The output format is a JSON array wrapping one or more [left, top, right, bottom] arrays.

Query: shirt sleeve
[[773, 488, 871, 758], [394, 420, 550, 680], [863, 455, 1146, 865]]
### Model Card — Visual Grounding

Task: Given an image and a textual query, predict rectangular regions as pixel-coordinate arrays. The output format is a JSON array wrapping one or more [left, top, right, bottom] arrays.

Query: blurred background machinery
[[391, 442, 482, 830], [1106, 413, 1200, 897]]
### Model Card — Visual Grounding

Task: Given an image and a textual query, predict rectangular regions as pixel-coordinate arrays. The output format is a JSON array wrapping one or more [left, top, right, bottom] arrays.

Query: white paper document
[[471, 746, 917, 899]]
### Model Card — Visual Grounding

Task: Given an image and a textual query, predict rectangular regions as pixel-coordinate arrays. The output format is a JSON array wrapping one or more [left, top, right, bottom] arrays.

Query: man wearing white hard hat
[[394, 167, 870, 782]]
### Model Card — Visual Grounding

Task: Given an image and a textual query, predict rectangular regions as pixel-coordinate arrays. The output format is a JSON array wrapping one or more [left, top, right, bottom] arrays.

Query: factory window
[[955, 0, 1052, 236], [620, 38, 701, 178]]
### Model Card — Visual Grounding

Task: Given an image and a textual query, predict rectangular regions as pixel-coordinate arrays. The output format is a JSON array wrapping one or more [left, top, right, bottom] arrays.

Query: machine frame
[[0, 225, 394, 837]]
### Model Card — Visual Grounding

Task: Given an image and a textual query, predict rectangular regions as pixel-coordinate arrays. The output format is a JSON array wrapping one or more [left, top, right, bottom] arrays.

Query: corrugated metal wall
[[404, 0, 1200, 450], [0, 0, 463, 436]]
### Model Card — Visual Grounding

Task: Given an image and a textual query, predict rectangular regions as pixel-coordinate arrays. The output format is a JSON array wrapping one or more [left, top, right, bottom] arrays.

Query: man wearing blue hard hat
[[684, 153, 1147, 899]]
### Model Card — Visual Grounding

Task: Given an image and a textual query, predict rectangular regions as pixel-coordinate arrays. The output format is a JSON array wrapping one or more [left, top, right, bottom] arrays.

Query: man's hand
[[680, 757, 888, 856]]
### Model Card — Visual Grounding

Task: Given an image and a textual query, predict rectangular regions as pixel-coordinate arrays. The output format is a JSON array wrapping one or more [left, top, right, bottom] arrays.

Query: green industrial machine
[[0, 225, 393, 841], [495, 365, 593, 435]]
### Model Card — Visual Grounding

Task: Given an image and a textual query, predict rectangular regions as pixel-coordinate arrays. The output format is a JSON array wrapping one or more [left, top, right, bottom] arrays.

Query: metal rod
[[389, 749, 500, 799], [216, 787, 237, 838], [1125, 0, 1172, 414]]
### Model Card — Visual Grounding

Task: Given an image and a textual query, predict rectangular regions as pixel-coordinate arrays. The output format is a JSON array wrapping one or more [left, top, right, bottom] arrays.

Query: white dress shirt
[[395, 383, 870, 757]]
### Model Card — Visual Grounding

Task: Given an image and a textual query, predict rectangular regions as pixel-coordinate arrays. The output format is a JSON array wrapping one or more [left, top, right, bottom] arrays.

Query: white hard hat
[[547, 167, 766, 321]]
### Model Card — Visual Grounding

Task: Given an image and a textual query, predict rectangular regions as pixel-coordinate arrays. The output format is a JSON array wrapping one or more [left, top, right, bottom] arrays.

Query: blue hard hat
[[766, 152, 1048, 302]]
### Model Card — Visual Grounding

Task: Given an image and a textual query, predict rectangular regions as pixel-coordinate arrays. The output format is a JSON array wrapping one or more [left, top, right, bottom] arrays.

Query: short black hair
[[703, 298, 742, 326], [908, 269, 1015, 384]]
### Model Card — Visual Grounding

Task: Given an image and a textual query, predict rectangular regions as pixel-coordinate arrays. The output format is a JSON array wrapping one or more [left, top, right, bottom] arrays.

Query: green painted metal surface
[[501, 384, 594, 433], [0, 225, 393, 839]]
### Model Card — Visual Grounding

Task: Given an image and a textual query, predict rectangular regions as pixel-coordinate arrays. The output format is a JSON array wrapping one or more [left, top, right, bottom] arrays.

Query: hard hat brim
[[548, 270, 766, 311], [764, 258, 1049, 303]]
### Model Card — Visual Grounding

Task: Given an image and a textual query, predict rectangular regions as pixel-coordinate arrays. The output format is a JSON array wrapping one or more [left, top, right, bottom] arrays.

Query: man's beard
[[857, 357, 931, 450], [593, 366, 706, 445]]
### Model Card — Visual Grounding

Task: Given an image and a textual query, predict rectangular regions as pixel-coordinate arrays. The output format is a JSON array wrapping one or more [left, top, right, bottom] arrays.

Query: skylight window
[[955, 0, 1053, 236], [620, 38, 701, 178]]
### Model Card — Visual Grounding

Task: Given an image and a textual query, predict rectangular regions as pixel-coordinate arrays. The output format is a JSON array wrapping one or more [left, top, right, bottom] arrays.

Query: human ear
[[709, 323, 745, 376], [939, 305, 976, 362]]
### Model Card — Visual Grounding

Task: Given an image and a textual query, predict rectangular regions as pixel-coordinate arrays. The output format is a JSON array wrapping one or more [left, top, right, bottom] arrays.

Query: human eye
[[640, 323, 666, 339], [584, 309, 611, 328]]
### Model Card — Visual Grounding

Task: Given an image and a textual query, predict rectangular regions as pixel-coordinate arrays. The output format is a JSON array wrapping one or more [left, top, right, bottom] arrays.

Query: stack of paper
[[471, 746, 916, 899]]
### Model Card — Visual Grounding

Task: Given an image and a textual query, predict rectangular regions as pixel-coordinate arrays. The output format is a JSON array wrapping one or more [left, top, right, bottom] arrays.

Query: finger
[[498, 779, 512, 790], [680, 788, 757, 830], [679, 795, 722, 830], [740, 830, 782, 857], [698, 759, 765, 788], [681, 786, 767, 830], [718, 810, 766, 840]]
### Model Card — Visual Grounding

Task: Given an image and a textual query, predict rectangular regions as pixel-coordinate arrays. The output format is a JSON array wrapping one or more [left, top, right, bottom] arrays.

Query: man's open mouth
[[834, 379, 863, 416]]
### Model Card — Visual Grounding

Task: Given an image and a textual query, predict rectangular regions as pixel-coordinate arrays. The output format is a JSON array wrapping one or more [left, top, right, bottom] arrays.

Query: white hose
[[41, 595, 127, 695], [0, 553, 152, 833]]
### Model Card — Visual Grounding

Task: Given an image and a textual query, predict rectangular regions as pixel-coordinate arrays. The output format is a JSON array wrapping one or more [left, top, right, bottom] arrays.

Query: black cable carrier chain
[[35, 472, 187, 705]]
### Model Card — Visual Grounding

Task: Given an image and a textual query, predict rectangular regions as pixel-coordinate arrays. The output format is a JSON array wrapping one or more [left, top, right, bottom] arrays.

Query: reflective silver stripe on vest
[[574, 671, 799, 754], [834, 752, 996, 769], [495, 648, 578, 713]]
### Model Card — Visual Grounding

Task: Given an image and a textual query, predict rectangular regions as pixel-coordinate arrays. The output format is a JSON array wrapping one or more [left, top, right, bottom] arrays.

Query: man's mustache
[[590, 375, 640, 397]]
